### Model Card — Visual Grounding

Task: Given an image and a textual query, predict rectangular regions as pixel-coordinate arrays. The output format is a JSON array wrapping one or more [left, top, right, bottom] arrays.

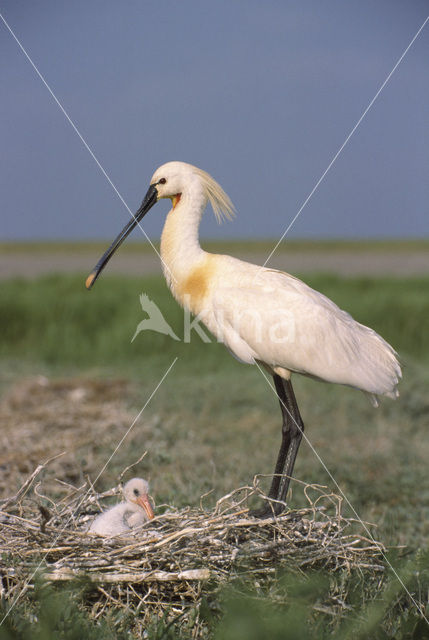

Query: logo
[[131, 294, 180, 342], [132, 292, 296, 347]]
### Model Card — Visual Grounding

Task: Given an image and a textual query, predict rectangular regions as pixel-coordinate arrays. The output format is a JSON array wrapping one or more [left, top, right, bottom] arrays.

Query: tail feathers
[[365, 393, 379, 408], [365, 385, 400, 407], [365, 385, 399, 406], [352, 322, 401, 406], [362, 340, 401, 407]]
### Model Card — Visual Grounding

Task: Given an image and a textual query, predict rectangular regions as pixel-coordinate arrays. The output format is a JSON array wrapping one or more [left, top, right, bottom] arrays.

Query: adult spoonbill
[[86, 161, 401, 516], [89, 478, 154, 536]]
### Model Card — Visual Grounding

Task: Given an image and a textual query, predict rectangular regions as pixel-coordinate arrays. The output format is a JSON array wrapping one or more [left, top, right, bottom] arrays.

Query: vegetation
[[1, 272, 428, 369], [0, 267, 428, 638], [0, 557, 428, 639], [1, 237, 429, 255]]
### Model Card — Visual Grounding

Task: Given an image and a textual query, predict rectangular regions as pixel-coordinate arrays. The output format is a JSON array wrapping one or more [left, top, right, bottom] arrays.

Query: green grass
[[1, 272, 428, 532], [1, 237, 429, 255], [1, 272, 428, 369], [1, 271, 428, 638]]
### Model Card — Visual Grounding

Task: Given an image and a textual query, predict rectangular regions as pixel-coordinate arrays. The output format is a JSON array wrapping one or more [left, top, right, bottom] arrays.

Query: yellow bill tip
[[85, 272, 96, 290]]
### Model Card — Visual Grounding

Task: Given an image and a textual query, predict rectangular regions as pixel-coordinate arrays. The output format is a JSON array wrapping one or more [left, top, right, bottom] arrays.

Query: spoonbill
[[89, 478, 154, 536], [86, 161, 401, 516]]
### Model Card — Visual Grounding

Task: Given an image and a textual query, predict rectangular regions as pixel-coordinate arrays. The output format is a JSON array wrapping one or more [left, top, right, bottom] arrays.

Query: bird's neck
[[160, 186, 207, 288]]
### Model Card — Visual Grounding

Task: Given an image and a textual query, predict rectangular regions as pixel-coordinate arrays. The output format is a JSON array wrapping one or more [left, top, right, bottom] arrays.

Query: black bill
[[85, 183, 158, 290]]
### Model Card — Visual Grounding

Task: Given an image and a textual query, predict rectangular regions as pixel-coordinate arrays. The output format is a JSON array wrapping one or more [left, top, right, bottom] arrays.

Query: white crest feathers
[[193, 167, 235, 224]]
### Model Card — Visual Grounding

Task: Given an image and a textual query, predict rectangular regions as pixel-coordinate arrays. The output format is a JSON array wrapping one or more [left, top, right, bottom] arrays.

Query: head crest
[[193, 167, 235, 224]]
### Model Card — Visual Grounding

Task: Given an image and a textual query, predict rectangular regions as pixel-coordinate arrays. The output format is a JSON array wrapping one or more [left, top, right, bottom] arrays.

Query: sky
[[0, 1, 428, 241]]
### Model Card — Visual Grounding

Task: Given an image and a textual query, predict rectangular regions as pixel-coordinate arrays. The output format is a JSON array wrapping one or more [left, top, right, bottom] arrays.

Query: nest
[[0, 459, 386, 634]]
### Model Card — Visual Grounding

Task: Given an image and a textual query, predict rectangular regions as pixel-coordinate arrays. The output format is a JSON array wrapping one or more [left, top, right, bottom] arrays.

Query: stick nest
[[0, 460, 386, 630]]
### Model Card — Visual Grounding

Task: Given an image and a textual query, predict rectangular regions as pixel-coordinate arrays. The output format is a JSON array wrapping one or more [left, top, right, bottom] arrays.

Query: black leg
[[251, 374, 304, 518]]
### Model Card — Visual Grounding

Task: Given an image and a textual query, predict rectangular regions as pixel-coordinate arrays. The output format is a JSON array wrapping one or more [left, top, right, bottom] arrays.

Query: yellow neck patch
[[171, 193, 181, 209], [177, 258, 213, 314]]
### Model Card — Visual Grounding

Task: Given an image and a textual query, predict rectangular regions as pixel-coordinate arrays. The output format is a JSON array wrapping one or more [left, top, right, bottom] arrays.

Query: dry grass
[[0, 376, 144, 496], [0, 378, 389, 636], [1, 460, 386, 636], [1, 270, 428, 636]]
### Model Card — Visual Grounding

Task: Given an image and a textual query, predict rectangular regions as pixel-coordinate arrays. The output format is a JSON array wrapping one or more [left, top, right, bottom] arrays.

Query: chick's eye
[[133, 488, 139, 496], [158, 178, 167, 185]]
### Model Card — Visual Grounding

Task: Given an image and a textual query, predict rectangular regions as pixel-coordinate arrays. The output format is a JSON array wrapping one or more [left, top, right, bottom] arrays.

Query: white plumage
[[212, 261, 399, 406], [86, 161, 401, 516], [153, 163, 400, 401], [89, 478, 154, 536]]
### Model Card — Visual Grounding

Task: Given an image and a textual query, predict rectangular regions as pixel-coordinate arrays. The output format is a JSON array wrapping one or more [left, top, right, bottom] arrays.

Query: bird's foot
[[249, 499, 285, 519]]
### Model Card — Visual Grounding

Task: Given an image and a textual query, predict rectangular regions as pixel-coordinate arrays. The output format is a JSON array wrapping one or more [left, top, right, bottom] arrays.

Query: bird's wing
[[126, 510, 147, 528], [89, 504, 129, 536], [210, 268, 400, 397]]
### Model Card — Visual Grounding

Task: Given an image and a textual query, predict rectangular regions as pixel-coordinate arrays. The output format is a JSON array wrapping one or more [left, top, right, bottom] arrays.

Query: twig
[[0, 452, 65, 510], [44, 568, 211, 583]]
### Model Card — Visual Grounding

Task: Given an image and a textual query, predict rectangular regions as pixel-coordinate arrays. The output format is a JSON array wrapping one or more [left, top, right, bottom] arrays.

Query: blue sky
[[1, 1, 428, 241]]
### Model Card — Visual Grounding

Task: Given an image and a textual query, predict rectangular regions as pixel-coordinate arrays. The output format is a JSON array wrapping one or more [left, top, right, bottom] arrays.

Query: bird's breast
[[175, 258, 216, 315]]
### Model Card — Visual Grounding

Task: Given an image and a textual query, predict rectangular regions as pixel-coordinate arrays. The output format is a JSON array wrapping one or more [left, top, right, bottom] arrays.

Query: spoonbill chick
[[86, 161, 401, 516], [89, 478, 154, 536]]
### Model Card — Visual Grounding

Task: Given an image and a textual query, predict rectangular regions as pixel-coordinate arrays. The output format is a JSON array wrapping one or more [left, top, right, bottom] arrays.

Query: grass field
[[2, 238, 429, 254], [0, 254, 428, 637]]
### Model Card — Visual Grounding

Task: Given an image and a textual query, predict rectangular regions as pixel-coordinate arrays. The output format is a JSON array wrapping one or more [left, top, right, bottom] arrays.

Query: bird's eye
[[133, 488, 139, 496], [158, 178, 167, 185]]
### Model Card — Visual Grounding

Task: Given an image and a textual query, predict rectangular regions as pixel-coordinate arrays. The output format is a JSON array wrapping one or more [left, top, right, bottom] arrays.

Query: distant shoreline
[[1, 239, 428, 279]]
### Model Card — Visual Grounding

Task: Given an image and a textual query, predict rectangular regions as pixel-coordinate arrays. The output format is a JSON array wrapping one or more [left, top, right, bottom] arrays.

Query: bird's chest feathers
[[160, 208, 215, 315], [175, 261, 214, 315]]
